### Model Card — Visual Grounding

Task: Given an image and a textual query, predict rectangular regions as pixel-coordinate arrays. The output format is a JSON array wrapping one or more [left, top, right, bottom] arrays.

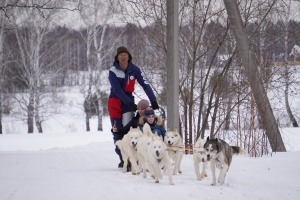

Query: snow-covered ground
[[0, 121, 299, 200]]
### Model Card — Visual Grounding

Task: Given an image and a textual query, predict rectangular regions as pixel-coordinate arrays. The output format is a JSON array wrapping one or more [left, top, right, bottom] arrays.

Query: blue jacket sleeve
[[134, 66, 157, 102], [109, 67, 132, 105]]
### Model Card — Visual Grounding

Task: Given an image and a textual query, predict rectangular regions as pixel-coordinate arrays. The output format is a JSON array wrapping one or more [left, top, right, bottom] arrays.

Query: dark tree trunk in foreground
[[223, 0, 286, 152]]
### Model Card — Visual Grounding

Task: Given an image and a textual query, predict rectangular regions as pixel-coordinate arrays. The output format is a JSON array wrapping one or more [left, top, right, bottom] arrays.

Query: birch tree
[[79, 0, 119, 131], [0, 0, 10, 134], [9, 0, 65, 133]]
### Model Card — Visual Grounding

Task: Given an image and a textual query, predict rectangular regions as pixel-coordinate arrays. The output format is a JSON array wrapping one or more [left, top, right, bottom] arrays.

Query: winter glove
[[111, 127, 127, 136], [151, 101, 159, 110], [128, 102, 137, 112]]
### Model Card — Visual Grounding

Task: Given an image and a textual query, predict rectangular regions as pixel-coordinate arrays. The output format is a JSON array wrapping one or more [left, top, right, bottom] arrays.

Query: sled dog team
[[116, 123, 245, 185]]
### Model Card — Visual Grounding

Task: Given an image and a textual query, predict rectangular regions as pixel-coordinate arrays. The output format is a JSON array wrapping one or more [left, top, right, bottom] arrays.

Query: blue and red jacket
[[108, 61, 156, 118]]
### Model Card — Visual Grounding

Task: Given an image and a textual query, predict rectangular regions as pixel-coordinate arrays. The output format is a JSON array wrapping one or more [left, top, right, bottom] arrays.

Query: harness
[[167, 145, 184, 153]]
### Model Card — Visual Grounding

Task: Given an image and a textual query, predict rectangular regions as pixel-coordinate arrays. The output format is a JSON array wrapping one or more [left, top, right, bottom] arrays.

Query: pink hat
[[137, 99, 149, 110]]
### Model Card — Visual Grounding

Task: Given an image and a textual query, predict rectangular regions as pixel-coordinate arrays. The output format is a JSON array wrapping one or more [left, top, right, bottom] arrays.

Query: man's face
[[118, 53, 129, 67]]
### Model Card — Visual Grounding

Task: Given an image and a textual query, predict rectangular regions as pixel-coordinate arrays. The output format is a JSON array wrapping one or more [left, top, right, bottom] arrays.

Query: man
[[108, 46, 159, 169]]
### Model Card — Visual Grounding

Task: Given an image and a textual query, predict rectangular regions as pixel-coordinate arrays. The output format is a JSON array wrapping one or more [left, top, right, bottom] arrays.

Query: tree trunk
[[97, 113, 102, 131], [284, 80, 299, 127], [223, 0, 286, 152], [35, 93, 43, 133], [224, 95, 232, 130], [86, 112, 90, 132], [85, 27, 93, 132], [0, 98, 2, 134], [0, 10, 4, 134], [35, 119, 43, 133], [97, 92, 103, 131], [28, 91, 35, 133], [210, 94, 220, 137], [183, 98, 188, 153]]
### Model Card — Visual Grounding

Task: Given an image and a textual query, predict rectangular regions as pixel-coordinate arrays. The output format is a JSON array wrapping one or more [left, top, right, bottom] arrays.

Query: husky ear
[[206, 136, 210, 141], [154, 131, 161, 140], [142, 123, 149, 132], [151, 135, 156, 141]]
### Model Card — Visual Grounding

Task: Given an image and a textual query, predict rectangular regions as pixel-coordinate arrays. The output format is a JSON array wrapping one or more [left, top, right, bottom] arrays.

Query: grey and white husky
[[204, 136, 245, 185]]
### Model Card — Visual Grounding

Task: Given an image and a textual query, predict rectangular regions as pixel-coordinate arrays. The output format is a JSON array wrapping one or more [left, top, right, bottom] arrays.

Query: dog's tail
[[231, 146, 245, 154]]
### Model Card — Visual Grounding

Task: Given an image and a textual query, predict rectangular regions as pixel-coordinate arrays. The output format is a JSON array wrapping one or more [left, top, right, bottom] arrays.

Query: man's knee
[[122, 112, 133, 126]]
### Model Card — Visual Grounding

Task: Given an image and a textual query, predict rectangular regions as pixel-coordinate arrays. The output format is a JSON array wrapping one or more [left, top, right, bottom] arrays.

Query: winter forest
[[0, 0, 300, 157]]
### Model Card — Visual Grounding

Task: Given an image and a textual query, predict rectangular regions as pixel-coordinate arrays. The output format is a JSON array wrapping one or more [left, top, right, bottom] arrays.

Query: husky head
[[203, 136, 221, 161], [149, 133, 166, 159], [164, 129, 181, 146], [128, 127, 143, 148]]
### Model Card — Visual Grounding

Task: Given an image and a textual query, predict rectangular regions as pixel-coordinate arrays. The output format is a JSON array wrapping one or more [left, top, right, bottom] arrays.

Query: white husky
[[147, 134, 174, 185], [193, 137, 208, 180], [136, 123, 154, 178], [115, 127, 143, 174], [164, 129, 183, 175]]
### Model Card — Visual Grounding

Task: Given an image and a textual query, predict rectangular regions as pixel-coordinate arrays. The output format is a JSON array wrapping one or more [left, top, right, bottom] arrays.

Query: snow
[[1, 87, 300, 200], [0, 126, 299, 200]]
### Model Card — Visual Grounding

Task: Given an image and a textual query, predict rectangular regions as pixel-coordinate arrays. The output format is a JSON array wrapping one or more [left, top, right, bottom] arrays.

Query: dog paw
[[178, 170, 182, 174]]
